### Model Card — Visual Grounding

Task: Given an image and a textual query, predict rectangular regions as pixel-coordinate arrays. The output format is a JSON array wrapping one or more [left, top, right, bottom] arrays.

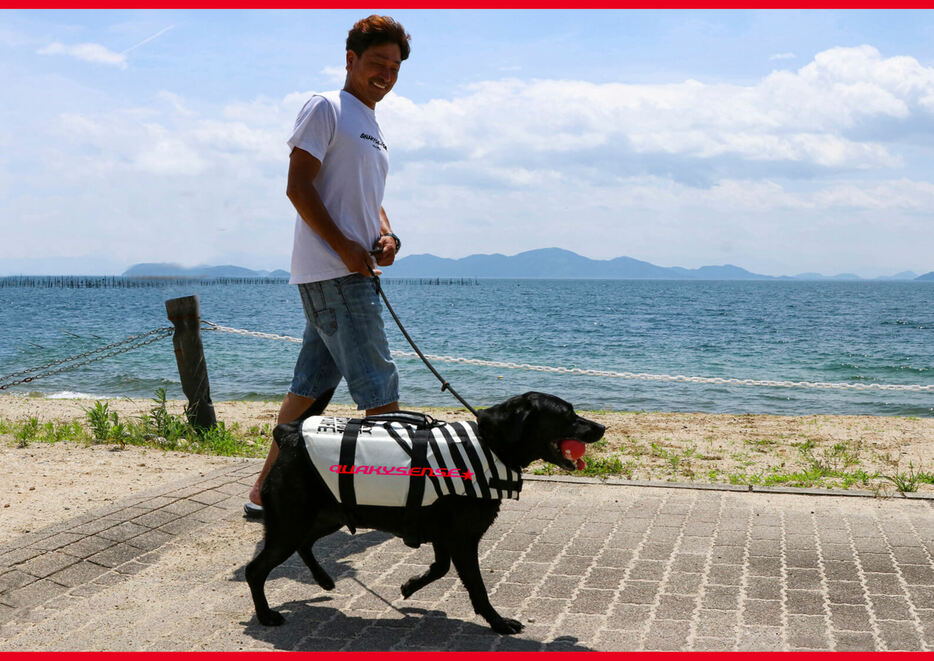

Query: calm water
[[1, 279, 932, 416]]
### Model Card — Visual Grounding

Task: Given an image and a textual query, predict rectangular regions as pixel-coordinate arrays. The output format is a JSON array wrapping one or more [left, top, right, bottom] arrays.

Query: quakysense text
[[329, 465, 474, 480]]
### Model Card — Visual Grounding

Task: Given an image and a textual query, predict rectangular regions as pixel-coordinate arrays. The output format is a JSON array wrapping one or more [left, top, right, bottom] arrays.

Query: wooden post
[[165, 295, 217, 429]]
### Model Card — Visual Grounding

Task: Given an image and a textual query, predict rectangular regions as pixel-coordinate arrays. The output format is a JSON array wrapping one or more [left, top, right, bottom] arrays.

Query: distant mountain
[[879, 271, 919, 281], [792, 272, 862, 281], [918, 272, 934, 282], [123, 263, 288, 278], [388, 248, 774, 280]]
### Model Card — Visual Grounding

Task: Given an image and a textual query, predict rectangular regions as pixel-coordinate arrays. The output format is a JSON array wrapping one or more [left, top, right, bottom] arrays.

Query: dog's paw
[[400, 579, 417, 599], [315, 573, 335, 591], [257, 609, 285, 626], [490, 617, 524, 635]]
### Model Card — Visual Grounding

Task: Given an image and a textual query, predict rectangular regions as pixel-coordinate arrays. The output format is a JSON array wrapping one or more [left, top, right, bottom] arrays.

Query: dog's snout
[[573, 418, 605, 442]]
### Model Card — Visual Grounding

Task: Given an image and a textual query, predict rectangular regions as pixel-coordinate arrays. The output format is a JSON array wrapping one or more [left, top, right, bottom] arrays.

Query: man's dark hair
[[346, 15, 411, 61]]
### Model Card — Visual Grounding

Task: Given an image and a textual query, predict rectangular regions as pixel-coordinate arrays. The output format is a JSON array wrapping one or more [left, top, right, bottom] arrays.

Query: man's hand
[[338, 239, 381, 277], [373, 234, 397, 267]]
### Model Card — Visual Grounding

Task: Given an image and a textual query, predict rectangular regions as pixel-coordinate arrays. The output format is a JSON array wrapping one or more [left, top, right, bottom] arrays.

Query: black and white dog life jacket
[[301, 413, 522, 510]]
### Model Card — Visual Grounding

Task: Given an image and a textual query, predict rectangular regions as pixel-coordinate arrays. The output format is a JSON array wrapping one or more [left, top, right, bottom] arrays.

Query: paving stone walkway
[[2, 462, 934, 651]]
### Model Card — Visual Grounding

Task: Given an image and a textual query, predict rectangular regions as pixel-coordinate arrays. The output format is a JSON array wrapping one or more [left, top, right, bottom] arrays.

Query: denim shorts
[[290, 274, 399, 410]]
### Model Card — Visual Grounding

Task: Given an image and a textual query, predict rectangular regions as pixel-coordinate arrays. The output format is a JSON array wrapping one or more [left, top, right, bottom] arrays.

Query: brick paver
[[2, 463, 934, 651]]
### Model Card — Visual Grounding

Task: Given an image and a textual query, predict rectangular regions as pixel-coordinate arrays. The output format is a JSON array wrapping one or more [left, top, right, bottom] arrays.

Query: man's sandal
[[243, 502, 264, 520]]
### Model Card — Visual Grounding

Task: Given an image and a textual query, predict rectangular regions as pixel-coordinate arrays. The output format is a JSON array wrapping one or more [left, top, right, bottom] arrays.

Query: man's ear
[[346, 50, 355, 70]]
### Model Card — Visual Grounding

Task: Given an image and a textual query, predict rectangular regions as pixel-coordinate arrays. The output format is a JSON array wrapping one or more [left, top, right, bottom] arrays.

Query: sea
[[1, 278, 932, 417]]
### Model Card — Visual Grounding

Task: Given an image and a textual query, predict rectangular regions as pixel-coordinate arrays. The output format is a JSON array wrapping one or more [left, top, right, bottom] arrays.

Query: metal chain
[[0, 327, 174, 391], [203, 322, 934, 393]]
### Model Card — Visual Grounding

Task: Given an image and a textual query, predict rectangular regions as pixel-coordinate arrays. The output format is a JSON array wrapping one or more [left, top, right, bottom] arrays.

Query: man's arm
[[286, 147, 378, 276]]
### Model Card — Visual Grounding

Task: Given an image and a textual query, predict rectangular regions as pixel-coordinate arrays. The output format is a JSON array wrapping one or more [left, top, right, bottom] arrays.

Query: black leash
[[366, 261, 478, 417]]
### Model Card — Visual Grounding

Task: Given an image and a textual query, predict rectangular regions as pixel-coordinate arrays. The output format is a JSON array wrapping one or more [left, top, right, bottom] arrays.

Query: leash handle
[[365, 410, 438, 429], [366, 264, 479, 417]]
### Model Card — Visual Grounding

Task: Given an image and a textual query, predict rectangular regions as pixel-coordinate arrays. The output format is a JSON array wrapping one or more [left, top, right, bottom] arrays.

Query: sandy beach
[[2, 393, 934, 546]]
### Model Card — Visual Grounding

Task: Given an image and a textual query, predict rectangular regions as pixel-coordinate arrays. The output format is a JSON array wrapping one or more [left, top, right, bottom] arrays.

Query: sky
[[2, 9, 934, 278]]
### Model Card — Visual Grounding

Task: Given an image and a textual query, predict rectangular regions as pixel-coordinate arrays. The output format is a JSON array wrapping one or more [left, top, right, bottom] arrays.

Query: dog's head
[[476, 392, 605, 471]]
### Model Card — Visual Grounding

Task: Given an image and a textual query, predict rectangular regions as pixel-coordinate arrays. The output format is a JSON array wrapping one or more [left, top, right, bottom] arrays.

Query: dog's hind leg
[[296, 523, 342, 591], [400, 542, 450, 599], [448, 537, 523, 635]]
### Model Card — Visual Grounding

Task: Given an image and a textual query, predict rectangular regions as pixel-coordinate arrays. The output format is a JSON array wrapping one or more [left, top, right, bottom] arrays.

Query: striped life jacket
[[302, 414, 522, 512]]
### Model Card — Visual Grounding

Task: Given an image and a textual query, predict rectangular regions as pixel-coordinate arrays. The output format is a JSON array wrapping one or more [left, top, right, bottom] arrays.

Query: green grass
[[14, 417, 40, 448], [744, 438, 778, 452], [2, 417, 89, 447], [1, 396, 929, 495], [879, 462, 934, 493], [532, 453, 638, 480], [528, 435, 891, 493], [0, 389, 270, 458], [649, 442, 697, 478]]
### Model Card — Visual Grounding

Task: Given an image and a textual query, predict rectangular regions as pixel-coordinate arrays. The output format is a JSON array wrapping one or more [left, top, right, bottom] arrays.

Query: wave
[[822, 363, 930, 378], [880, 319, 930, 329], [46, 391, 107, 400]]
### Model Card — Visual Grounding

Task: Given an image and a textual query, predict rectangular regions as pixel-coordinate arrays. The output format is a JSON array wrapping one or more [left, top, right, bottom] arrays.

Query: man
[[247, 15, 411, 515]]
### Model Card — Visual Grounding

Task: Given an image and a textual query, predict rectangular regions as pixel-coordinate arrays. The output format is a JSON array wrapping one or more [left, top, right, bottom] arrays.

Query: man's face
[[344, 41, 402, 109]]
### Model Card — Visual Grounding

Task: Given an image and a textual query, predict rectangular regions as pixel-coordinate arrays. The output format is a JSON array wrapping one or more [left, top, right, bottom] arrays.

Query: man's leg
[[249, 275, 400, 509], [249, 392, 318, 506]]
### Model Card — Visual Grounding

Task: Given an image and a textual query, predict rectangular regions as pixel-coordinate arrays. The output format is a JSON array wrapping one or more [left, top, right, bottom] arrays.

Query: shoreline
[[6, 389, 934, 420], [3, 393, 934, 544]]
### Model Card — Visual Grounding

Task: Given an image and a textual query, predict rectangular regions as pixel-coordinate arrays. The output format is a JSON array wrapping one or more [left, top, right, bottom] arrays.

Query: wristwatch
[[382, 232, 401, 253]]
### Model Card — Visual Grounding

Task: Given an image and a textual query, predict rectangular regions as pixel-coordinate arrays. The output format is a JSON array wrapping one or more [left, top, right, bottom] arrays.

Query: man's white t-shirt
[[287, 90, 389, 284]]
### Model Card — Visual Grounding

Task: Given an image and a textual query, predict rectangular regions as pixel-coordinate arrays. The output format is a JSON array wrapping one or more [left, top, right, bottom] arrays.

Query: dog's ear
[[477, 394, 533, 463]]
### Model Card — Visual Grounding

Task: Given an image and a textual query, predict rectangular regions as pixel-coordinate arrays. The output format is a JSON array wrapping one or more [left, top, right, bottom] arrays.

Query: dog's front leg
[[401, 542, 450, 599], [449, 539, 523, 634]]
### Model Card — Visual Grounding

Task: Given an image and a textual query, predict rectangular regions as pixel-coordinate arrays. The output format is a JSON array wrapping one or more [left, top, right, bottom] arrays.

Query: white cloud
[[320, 65, 345, 83], [383, 168, 934, 274], [6, 45, 934, 276], [134, 128, 208, 176], [380, 45, 933, 177], [189, 119, 283, 163], [810, 178, 934, 210], [770, 52, 796, 61], [38, 41, 127, 69]]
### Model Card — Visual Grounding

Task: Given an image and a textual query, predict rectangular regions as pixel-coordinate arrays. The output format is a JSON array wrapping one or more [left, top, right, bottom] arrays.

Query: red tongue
[[560, 440, 587, 471]]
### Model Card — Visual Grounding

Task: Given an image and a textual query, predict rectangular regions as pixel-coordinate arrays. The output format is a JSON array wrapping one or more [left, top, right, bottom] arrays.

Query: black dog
[[245, 391, 605, 634]]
